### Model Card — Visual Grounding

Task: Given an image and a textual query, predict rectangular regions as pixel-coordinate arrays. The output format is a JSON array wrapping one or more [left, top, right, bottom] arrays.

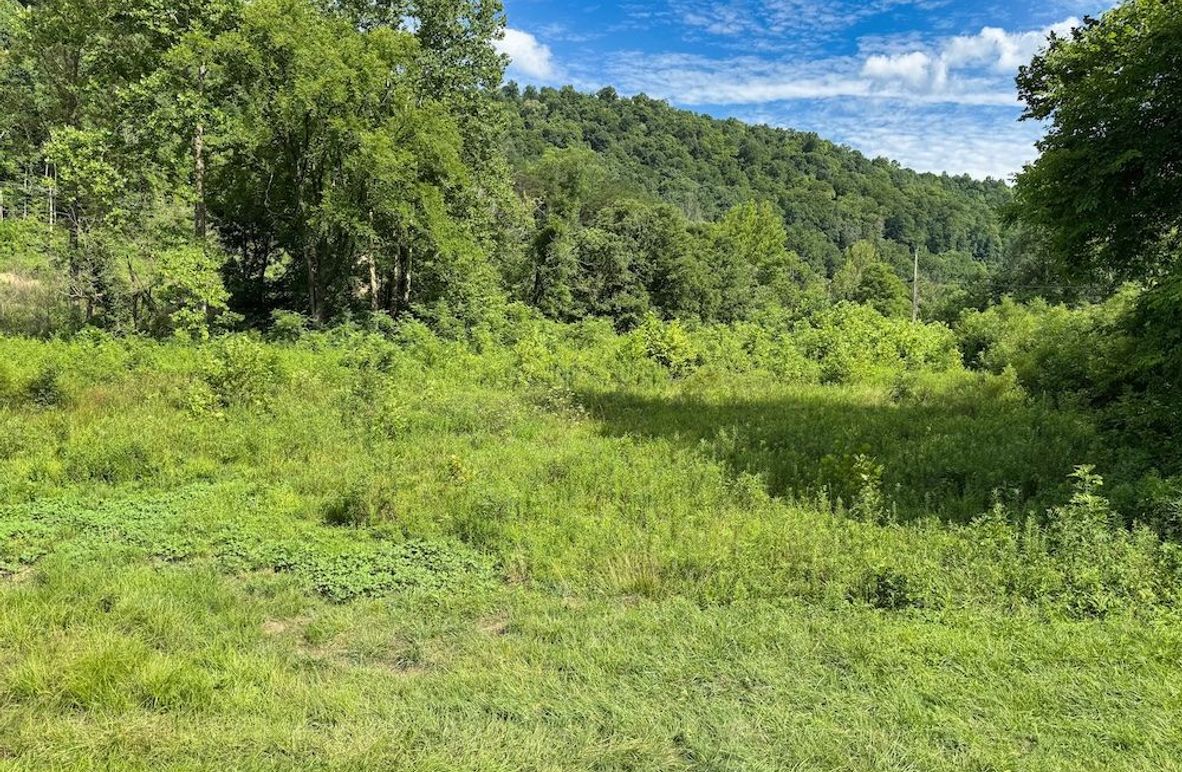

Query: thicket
[[957, 283, 1182, 534]]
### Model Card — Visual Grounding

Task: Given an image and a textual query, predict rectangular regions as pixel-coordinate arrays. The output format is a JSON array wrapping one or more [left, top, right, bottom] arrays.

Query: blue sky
[[495, 0, 1115, 180]]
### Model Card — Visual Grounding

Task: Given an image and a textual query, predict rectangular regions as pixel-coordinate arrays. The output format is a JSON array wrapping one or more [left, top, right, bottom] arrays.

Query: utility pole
[[911, 244, 920, 323]]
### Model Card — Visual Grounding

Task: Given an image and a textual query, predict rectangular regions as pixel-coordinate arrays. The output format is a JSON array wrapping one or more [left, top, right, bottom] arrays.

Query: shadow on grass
[[576, 385, 1102, 524]]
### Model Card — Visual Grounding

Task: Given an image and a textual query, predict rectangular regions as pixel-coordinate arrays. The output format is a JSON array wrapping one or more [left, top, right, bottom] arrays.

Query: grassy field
[[1, 327, 1180, 770]]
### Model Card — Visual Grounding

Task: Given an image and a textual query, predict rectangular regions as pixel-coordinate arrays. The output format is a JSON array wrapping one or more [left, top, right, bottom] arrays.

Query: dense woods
[[502, 85, 1021, 319], [2, 0, 1181, 767], [1, 0, 1056, 336]]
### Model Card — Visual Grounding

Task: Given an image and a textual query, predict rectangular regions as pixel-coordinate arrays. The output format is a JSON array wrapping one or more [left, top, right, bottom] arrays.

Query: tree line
[[0, 0, 1178, 342], [1, 0, 512, 333]]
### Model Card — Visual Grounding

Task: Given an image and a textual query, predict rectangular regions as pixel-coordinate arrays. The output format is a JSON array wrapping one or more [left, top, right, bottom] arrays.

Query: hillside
[[501, 85, 1015, 283]]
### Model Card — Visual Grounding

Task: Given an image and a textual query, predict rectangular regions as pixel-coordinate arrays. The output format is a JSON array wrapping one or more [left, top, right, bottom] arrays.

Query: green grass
[[1, 329, 1180, 769]]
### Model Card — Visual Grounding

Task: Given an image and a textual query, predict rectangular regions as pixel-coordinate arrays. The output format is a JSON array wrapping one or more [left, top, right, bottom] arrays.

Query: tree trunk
[[387, 260, 400, 317], [401, 248, 412, 310], [194, 121, 206, 239], [367, 254, 380, 311], [911, 246, 920, 323], [304, 244, 320, 322], [364, 211, 378, 311], [392, 246, 411, 317], [67, 201, 83, 319], [194, 64, 208, 240]]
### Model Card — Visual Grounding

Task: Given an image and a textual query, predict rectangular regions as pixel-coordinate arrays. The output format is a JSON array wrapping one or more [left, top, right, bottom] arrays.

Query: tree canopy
[[1015, 0, 1182, 285]]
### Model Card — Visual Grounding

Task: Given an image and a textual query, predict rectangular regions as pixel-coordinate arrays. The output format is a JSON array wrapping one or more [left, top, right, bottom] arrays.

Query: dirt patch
[[261, 616, 311, 637], [476, 614, 510, 636], [0, 567, 36, 585], [0, 273, 43, 291]]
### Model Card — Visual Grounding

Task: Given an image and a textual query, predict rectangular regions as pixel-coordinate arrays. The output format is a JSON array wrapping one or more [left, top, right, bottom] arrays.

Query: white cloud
[[496, 28, 556, 80], [738, 101, 1044, 180], [555, 15, 1083, 110], [862, 51, 945, 90], [577, 51, 1016, 107], [669, 0, 950, 44], [861, 18, 1079, 96], [840, 111, 1041, 179], [944, 20, 1078, 71]]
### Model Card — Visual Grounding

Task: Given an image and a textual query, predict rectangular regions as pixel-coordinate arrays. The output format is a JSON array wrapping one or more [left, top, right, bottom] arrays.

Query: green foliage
[[2, 1, 1182, 761], [63, 432, 161, 484], [267, 310, 309, 342], [155, 244, 231, 339], [202, 334, 284, 409], [832, 240, 912, 318], [0, 331, 1179, 767], [1, 330, 1176, 612], [0, 0, 510, 333], [322, 475, 399, 528], [801, 303, 960, 384], [0, 221, 70, 337], [1016, 0, 1182, 283], [1041, 467, 1174, 616], [23, 363, 65, 408], [955, 286, 1182, 530], [503, 86, 1013, 266], [635, 314, 699, 376]]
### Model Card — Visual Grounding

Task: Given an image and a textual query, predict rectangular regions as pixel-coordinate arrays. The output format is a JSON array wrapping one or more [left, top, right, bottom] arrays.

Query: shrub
[[1044, 467, 1171, 616], [850, 455, 887, 523], [853, 565, 924, 610], [635, 314, 700, 376], [268, 310, 309, 343], [203, 335, 284, 409], [799, 303, 960, 384], [25, 363, 66, 408], [323, 477, 399, 528]]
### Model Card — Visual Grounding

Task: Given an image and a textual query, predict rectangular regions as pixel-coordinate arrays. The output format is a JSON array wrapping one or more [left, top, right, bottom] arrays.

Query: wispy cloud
[[668, 0, 951, 44], [564, 16, 1080, 108], [782, 102, 1044, 179]]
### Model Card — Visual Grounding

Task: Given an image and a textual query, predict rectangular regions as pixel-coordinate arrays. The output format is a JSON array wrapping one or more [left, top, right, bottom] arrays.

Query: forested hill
[[500, 84, 1014, 278]]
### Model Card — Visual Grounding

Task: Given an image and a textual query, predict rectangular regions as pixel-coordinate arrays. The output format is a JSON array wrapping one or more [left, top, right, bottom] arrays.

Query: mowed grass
[[0, 330, 1180, 769], [4, 558, 1180, 770]]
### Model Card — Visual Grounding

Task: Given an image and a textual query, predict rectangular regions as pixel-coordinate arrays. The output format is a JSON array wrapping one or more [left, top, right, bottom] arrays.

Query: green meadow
[[1, 324, 1179, 770]]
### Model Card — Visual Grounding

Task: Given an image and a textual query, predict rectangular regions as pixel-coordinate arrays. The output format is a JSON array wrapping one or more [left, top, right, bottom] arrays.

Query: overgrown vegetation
[[1, 326, 1181, 766], [2, 0, 1181, 767]]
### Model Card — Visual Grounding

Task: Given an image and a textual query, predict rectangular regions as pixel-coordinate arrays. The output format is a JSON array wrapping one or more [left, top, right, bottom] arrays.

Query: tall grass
[[1, 320, 1180, 768]]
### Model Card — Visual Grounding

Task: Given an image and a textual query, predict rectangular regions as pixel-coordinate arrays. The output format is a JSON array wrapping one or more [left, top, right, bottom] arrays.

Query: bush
[[956, 286, 1181, 502], [1042, 467, 1170, 616], [268, 310, 309, 343], [25, 363, 67, 408], [323, 477, 399, 528], [635, 314, 700, 376], [203, 335, 285, 409], [800, 303, 960, 384]]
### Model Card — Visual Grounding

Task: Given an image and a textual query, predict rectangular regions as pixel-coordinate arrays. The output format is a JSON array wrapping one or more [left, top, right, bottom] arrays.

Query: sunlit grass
[[1, 328, 1179, 768]]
